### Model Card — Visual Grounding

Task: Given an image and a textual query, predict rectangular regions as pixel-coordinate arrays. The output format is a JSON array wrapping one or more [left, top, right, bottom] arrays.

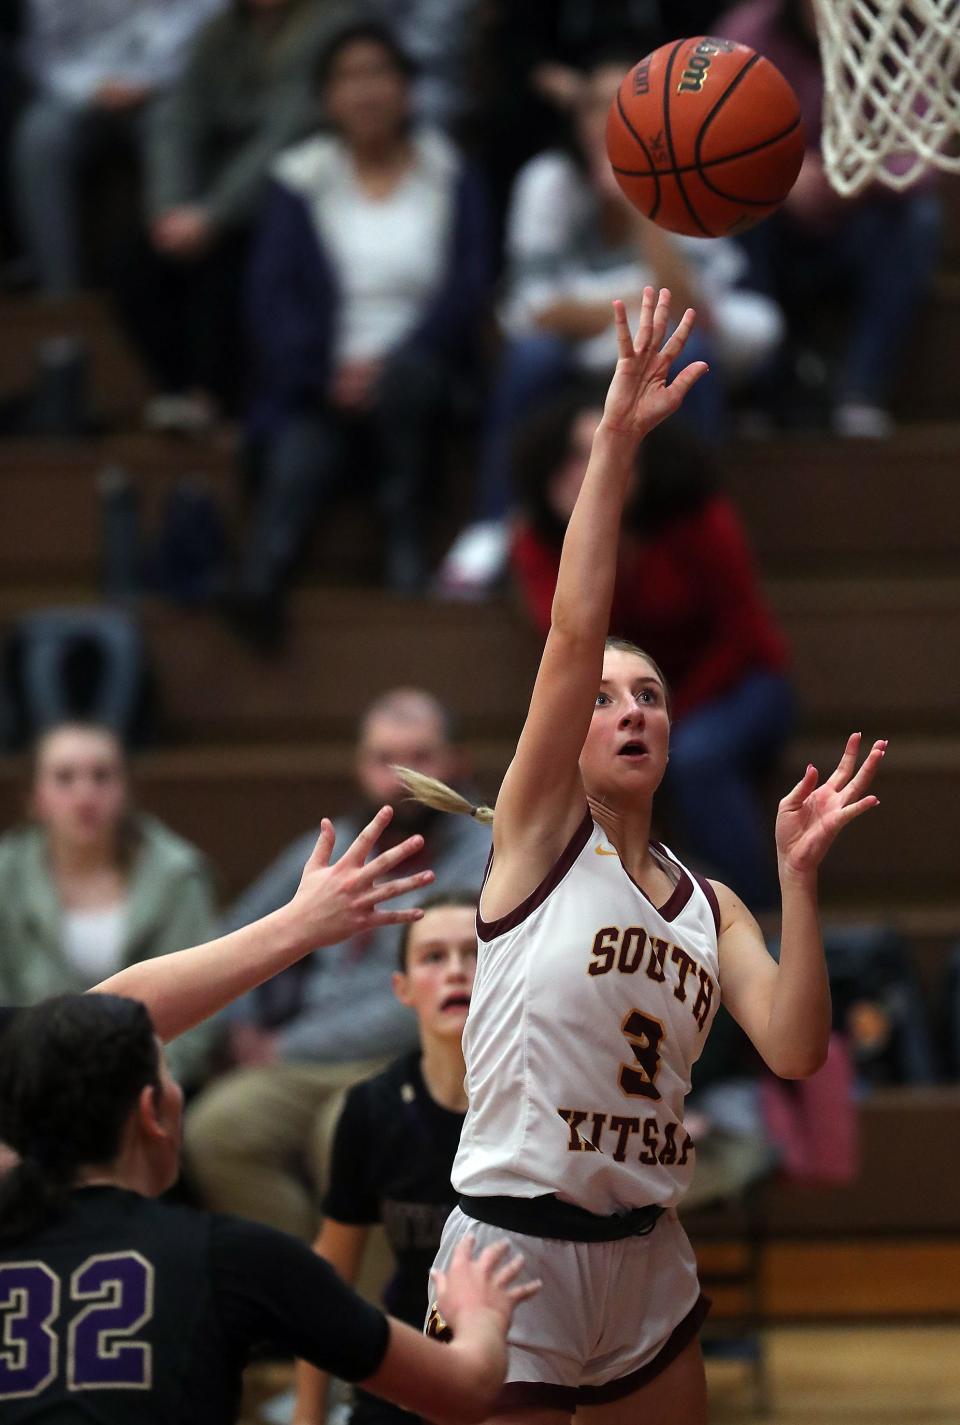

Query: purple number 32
[[0, 1253, 154, 1399]]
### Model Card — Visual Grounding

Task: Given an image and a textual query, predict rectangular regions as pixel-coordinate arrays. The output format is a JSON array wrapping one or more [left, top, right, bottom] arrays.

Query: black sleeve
[[321, 1083, 380, 1226], [0, 1006, 18, 1043], [211, 1216, 390, 1381]]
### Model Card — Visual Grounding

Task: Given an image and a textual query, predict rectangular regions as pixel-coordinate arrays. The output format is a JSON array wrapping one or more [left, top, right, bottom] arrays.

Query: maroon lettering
[[558, 1108, 590, 1151], [588, 1112, 607, 1151], [588, 927, 619, 977], [608, 1116, 640, 1163], [619, 1010, 664, 1099], [677, 1132, 693, 1167], [670, 947, 697, 1002], [659, 1122, 679, 1166], [692, 967, 715, 1030], [639, 1116, 659, 1165], [646, 936, 668, 983], [617, 927, 646, 974]]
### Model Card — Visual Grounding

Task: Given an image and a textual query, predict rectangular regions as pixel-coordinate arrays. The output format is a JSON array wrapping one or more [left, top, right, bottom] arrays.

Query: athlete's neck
[[587, 795, 658, 873], [419, 1038, 468, 1114]]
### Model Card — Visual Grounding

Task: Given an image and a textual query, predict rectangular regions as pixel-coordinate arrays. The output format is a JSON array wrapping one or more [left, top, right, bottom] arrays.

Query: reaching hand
[[776, 733, 887, 878], [430, 1236, 541, 1339], [601, 287, 708, 441], [287, 805, 434, 948]]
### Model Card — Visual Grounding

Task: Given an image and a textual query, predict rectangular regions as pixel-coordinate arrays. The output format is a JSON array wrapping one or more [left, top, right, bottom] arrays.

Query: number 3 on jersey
[[619, 1009, 665, 1099], [0, 1253, 153, 1400]]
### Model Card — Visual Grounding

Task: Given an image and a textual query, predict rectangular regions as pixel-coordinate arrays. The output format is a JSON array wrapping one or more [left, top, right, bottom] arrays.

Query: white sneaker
[[433, 519, 510, 599], [832, 401, 894, 439]]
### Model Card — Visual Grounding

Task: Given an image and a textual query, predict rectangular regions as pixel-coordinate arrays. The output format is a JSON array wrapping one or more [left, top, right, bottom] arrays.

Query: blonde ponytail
[[392, 767, 495, 824]]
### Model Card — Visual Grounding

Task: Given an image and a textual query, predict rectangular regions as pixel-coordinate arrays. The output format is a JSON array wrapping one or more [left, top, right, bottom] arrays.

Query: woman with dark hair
[[293, 890, 479, 1425], [0, 992, 537, 1424], [232, 18, 491, 638], [508, 388, 794, 910]]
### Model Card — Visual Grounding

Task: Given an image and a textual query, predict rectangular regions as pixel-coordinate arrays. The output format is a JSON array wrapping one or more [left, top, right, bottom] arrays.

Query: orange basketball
[[606, 35, 805, 238]]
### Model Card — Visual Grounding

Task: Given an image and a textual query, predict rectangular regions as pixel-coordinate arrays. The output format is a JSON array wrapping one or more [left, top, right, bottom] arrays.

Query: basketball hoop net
[[812, 0, 960, 195]]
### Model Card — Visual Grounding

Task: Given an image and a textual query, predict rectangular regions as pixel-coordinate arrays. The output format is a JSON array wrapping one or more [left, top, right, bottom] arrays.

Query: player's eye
[[596, 692, 611, 706]]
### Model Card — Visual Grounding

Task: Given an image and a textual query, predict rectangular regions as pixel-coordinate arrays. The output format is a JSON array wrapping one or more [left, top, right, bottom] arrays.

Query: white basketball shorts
[[425, 1204, 708, 1411]]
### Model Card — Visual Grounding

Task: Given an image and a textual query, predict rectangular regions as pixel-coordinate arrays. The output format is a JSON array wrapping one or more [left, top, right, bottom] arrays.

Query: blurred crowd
[[0, 0, 942, 615]]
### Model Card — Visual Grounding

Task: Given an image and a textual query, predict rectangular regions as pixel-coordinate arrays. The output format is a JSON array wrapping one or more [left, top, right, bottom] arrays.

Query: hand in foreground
[[601, 287, 708, 441], [776, 732, 887, 878], [286, 804, 434, 949], [431, 1236, 541, 1339]]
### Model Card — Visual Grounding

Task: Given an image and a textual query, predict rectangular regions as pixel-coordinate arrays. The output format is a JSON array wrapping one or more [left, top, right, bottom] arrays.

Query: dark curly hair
[[0, 994, 160, 1243]]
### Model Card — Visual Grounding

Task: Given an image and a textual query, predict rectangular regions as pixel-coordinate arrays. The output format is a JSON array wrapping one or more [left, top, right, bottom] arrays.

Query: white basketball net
[[813, 0, 960, 195]]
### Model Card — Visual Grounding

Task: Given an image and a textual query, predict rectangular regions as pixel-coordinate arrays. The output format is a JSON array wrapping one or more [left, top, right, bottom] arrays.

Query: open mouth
[[617, 740, 649, 759], [440, 994, 471, 1012]]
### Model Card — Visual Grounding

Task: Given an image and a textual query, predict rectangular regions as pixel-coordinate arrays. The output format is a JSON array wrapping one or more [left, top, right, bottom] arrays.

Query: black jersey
[[0, 1005, 17, 1041], [323, 1051, 465, 1328], [0, 1186, 389, 1423]]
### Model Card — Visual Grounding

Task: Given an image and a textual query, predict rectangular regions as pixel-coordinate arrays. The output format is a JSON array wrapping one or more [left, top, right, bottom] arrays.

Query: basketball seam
[[615, 87, 661, 221], [610, 114, 803, 180], [693, 53, 799, 206], [695, 117, 803, 204], [662, 39, 713, 238]]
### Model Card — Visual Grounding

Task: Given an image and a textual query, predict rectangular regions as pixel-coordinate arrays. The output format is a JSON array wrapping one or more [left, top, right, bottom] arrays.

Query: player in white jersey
[[403, 288, 886, 1425]]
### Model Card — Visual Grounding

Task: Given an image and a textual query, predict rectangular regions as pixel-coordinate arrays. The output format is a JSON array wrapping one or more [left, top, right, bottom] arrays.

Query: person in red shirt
[[510, 386, 793, 909]]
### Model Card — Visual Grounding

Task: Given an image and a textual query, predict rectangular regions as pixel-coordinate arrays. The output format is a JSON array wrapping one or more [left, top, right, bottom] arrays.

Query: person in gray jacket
[[0, 720, 218, 1087], [184, 687, 491, 1238]]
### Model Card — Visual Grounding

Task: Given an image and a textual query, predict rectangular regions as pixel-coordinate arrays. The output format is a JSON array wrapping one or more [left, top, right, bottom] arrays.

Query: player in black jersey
[[293, 891, 478, 1425], [0, 992, 538, 1425]]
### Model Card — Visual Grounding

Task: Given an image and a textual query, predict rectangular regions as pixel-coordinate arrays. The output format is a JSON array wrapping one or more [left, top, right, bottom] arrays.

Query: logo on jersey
[[595, 845, 620, 857], [425, 1304, 453, 1343]]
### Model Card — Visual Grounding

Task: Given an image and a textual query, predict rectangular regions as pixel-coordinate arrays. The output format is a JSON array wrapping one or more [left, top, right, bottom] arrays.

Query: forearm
[[367, 1313, 506, 1425], [551, 423, 638, 641], [94, 906, 309, 1043], [293, 1359, 330, 1425], [766, 868, 831, 1077]]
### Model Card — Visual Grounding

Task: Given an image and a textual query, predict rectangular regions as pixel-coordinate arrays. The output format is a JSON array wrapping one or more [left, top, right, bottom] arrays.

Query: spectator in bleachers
[[9, 0, 225, 296], [0, 720, 218, 1088], [229, 19, 491, 642], [717, 0, 943, 437], [183, 687, 491, 1239], [435, 50, 783, 596], [507, 387, 793, 911], [367, 0, 479, 132], [113, 0, 350, 433]]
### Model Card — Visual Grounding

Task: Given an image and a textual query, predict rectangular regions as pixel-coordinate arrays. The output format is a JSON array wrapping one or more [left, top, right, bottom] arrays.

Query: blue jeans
[[474, 328, 724, 523], [664, 670, 795, 912]]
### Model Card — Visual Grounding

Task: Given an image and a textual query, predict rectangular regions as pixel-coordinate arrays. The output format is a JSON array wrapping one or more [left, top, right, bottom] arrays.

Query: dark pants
[[741, 190, 942, 405], [111, 226, 251, 410], [241, 346, 448, 595], [664, 670, 796, 912]]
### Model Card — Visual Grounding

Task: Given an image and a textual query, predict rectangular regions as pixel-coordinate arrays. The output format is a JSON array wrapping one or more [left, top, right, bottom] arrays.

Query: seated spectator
[[717, 0, 942, 436], [184, 688, 491, 1238], [293, 891, 477, 1425], [0, 720, 218, 1087], [508, 388, 794, 911], [113, 0, 346, 430], [10, 0, 224, 296], [232, 18, 491, 639], [436, 48, 783, 595]]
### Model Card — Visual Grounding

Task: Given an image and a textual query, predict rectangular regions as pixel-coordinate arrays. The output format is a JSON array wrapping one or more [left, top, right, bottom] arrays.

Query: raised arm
[[486, 289, 707, 908], [92, 807, 434, 1043], [716, 733, 887, 1078]]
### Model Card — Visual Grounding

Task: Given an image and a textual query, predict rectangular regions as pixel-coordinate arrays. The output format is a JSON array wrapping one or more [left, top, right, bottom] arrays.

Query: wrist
[[777, 858, 819, 893], [593, 420, 643, 453]]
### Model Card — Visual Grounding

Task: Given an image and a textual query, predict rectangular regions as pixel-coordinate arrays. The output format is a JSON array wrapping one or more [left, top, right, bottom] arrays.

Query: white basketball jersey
[[454, 812, 721, 1215]]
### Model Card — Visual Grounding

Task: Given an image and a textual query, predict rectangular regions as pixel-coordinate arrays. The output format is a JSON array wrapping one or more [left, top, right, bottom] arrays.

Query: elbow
[[768, 1043, 830, 1080]]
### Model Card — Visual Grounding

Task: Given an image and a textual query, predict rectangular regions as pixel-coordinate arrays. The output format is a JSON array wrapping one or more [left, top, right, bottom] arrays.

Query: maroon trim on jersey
[[627, 841, 694, 923], [493, 1294, 710, 1411], [476, 808, 593, 943], [690, 870, 722, 935]]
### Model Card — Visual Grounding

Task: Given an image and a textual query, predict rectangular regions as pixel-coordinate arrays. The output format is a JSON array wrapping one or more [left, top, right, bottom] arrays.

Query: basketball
[[606, 35, 805, 238]]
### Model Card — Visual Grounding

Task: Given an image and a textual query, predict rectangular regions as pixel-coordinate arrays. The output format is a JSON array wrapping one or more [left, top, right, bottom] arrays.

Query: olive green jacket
[[0, 816, 218, 1085]]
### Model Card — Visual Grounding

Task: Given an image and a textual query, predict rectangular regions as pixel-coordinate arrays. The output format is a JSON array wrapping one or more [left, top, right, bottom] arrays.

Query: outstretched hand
[[776, 733, 887, 878], [601, 287, 709, 441], [431, 1236, 541, 1339], [287, 805, 434, 949]]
